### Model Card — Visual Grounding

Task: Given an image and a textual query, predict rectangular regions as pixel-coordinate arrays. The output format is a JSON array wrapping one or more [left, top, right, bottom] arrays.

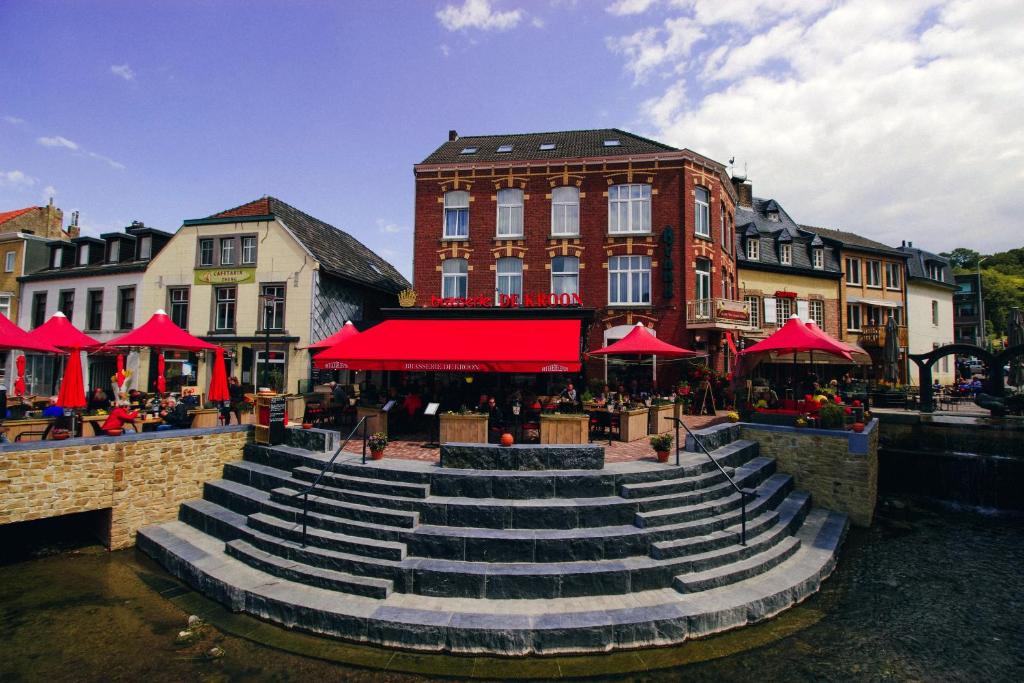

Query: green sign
[[194, 267, 256, 285]]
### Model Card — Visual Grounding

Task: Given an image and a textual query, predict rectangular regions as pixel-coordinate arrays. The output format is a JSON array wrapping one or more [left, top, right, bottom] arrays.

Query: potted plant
[[818, 402, 845, 430], [649, 433, 674, 463], [367, 431, 388, 460], [726, 410, 740, 423]]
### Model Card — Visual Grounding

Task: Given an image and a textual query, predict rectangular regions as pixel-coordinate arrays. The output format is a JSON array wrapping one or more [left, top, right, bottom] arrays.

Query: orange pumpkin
[[851, 422, 865, 433], [500, 432, 514, 447]]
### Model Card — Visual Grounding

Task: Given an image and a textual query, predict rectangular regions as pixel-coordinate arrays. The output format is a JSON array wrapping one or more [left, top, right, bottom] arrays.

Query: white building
[[897, 243, 957, 385]]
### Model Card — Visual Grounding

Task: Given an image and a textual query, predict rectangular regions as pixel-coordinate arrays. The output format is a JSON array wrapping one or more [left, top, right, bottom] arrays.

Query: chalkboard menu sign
[[268, 396, 287, 445]]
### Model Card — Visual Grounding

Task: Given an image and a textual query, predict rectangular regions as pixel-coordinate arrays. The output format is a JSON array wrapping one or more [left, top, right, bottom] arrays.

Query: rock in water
[[187, 615, 203, 629]]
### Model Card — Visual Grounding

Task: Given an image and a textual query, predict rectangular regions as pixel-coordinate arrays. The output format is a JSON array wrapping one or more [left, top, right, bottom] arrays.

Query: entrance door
[[695, 259, 711, 318]]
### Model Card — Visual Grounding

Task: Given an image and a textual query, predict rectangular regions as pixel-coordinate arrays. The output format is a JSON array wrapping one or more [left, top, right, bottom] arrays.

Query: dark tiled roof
[[208, 197, 410, 294], [19, 261, 150, 282], [734, 197, 841, 275], [897, 245, 956, 287], [800, 224, 907, 257], [420, 128, 678, 165]]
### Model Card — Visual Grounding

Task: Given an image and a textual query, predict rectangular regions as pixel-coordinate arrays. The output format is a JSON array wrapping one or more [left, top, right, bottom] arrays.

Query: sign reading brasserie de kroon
[[194, 267, 256, 285]]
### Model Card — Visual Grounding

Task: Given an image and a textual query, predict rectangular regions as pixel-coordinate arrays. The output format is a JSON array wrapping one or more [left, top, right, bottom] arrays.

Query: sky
[[1, 0, 1022, 280]]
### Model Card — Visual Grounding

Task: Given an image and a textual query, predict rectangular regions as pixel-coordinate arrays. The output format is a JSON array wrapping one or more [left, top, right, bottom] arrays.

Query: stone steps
[[270, 487, 420, 528], [246, 512, 408, 561], [673, 533, 801, 593], [635, 472, 792, 528], [631, 457, 775, 512], [291, 465, 431, 499]]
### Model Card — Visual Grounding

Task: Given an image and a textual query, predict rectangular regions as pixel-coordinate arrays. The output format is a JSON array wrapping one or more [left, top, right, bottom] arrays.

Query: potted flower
[[367, 431, 389, 460], [649, 433, 674, 463], [726, 410, 740, 423]]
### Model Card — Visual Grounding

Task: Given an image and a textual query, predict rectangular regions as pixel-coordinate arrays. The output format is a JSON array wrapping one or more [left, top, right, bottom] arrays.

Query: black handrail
[[664, 416, 747, 546], [290, 416, 369, 547]]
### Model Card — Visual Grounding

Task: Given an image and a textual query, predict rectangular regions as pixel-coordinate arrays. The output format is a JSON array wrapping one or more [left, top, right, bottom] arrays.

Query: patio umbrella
[[28, 311, 102, 351], [588, 322, 696, 385], [56, 347, 87, 409], [14, 354, 26, 396], [883, 315, 900, 383], [307, 320, 359, 350], [1008, 307, 1024, 387], [740, 315, 852, 360], [105, 309, 218, 394], [0, 313, 61, 354], [208, 347, 230, 402]]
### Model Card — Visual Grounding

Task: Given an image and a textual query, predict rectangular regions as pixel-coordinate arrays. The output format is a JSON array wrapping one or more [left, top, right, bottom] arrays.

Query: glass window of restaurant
[[551, 256, 579, 296], [495, 257, 522, 302], [441, 258, 468, 298]]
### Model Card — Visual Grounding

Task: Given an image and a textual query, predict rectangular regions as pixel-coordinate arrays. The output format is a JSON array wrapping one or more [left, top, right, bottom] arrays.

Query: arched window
[[695, 258, 712, 318], [551, 186, 579, 236], [443, 191, 469, 239], [495, 257, 523, 302], [695, 187, 710, 237], [551, 256, 579, 296], [441, 258, 468, 298], [496, 188, 523, 237]]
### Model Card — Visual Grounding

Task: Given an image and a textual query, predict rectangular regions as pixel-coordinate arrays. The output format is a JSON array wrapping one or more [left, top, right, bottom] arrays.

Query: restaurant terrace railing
[[685, 298, 751, 328], [859, 324, 908, 348]]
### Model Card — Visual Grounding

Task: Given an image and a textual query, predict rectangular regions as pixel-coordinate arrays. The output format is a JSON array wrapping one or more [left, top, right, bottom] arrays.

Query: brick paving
[[342, 412, 730, 464]]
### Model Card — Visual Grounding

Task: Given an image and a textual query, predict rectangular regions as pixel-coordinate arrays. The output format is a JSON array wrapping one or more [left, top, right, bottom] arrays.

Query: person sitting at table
[[560, 382, 579, 405], [157, 397, 191, 430], [42, 396, 64, 418], [180, 389, 200, 408], [100, 400, 139, 435], [88, 387, 109, 411]]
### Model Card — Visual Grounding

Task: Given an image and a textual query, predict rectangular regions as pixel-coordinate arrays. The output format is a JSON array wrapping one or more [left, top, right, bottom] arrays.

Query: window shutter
[[797, 299, 809, 322], [763, 297, 777, 324]]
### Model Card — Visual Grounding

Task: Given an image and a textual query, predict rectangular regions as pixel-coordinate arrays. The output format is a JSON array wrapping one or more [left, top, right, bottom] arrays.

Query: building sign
[[430, 293, 583, 308], [194, 267, 256, 285], [716, 299, 750, 321], [774, 290, 798, 299]]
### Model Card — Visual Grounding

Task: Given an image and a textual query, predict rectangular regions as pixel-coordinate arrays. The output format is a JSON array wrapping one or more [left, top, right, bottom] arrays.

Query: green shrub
[[818, 402, 845, 429]]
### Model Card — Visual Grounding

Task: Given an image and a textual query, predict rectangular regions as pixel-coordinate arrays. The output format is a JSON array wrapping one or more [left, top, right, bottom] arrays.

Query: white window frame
[[495, 257, 522, 304], [780, 243, 792, 265], [866, 260, 882, 288], [551, 186, 579, 236], [813, 248, 824, 269], [215, 286, 236, 331], [139, 236, 152, 260], [608, 184, 651, 234], [443, 191, 469, 239], [846, 304, 862, 331], [927, 262, 943, 282], [845, 257, 861, 285], [78, 245, 90, 266], [720, 203, 726, 247], [776, 297, 793, 322], [0, 294, 11, 320], [694, 186, 710, 238], [496, 188, 524, 238], [441, 258, 468, 298], [608, 255, 651, 306], [241, 236, 257, 265], [52, 248, 62, 268], [168, 287, 189, 329], [220, 238, 235, 266], [108, 240, 120, 263], [198, 238, 214, 266], [885, 262, 901, 289], [260, 283, 286, 331], [551, 256, 579, 297], [3, 250, 14, 273], [809, 299, 824, 327], [745, 295, 760, 328], [746, 238, 759, 260]]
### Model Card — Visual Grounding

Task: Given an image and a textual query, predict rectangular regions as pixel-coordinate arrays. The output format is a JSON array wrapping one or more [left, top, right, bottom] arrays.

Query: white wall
[[906, 281, 955, 384]]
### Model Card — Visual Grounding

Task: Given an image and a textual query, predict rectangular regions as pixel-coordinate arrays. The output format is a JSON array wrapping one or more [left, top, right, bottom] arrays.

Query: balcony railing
[[686, 298, 751, 328], [859, 324, 908, 347]]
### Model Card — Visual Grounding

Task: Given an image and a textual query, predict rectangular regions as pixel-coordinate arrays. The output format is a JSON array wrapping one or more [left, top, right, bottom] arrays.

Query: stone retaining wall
[[739, 420, 878, 527], [0, 426, 250, 549]]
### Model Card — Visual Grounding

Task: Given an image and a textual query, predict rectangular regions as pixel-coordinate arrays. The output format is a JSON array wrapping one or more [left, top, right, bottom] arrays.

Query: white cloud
[[110, 64, 135, 81], [437, 0, 523, 31], [88, 151, 126, 170], [376, 219, 404, 234], [614, 0, 1024, 253], [0, 170, 36, 189], [440, 43, 451, 57], [607, 0, 660, 16], [607, 16, 704, 83], [42, 185, 57, 201], [3, 115, 24, 125], [38, 135, 80, 150], [531, 16, 545, 28]]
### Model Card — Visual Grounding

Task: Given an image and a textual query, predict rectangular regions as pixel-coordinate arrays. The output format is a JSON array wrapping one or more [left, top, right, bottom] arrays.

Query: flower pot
[[302, 423, 313, 429], [500, 432, 514, 447], [851, 422, 865, 433], [656, 450, 670, 463], [370, 449, 385, 460], [107, 428, 122, 436]]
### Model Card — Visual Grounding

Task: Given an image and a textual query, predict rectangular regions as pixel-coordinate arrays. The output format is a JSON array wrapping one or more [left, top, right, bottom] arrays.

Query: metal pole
[[361, 417, 368, 465], [301, 491, 308, 547], [740, 493, 747, 546], [977, 258, 987, 349], [675, 416, 681, 466], [263, 306, 271, 390]]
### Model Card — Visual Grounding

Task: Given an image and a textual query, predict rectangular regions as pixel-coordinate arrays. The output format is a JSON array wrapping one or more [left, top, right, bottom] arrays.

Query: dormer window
[[108, 241, 120, 263], [767, 210, 779, 222], [746, 238, 759, 260], [926, 262, 943, 281], [780, 243, 792, 265], [139, 236, 152, 260], [52, 248, 62, 268], [78, 245, 90, 266], [813, 247, 824, 269]]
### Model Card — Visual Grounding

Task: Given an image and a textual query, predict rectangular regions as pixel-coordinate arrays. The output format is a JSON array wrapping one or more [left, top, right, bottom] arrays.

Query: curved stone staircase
[[138, 425, 848, 654]]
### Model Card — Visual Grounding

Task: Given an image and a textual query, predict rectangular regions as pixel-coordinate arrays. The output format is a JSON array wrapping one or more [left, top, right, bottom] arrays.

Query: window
[[608, 184, 651, 234], [539, 143, 556, 151], [139, 236, 152, 259], [813, 248, 824, 269], [51, 248, 62, 268], [0, 294, 10, 320], [551, 186, 580, 236], [845, 257, 861, 285], [496, 188, 524, 237], [241, 236, 257, 265], [551, 256, 579, 296], [59, 290, 74, 321], [695, 258, 712, 314], [931, 300, 939, 326], [214, 286, 236, 331], [117, 287, 135, 330], [31, 292, 47, 328], [809, 300, 824, 327], [603, 139, 621, 146], [168, 287, 190, 329], [720, 204, 726, 247], [866, 260, 882, 287], [443, 191, 469, 239], [220, 238, 235, 265], [886, 262, 901, 289], [780, 243, 792, 265], [495, 257, 523, 303], [86, 290, 103, 331], [78, 245, 90, 266], [746, 238, 760, 260], [776, 297, 793, 322], [608, 255, 651, 305], [198, 238, 214, 266], [694, 187, 710, 237], [108, 241, 120, 263], [927, 262, 943, 281], [496, 144, 513, 153], [745, 296, 761, 328], [846, 304, 862, 331], [865, 306, 884, 327], [441, 258, 468, 298], [3, 250, 14, 273], [460, 146, 478, 154], [260, 284, 286, 331]]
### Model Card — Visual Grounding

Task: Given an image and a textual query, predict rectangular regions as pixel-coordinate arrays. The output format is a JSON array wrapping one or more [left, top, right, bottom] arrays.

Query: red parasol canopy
[[56, 348, 87, 409], [0, 313, 60, 353], [588, 323, 696, 358], [29, 312, 102, 351], [208, 347, 230, 402], [739, 315, 852, 360], [307, 320, 359, 350], [14, 354, 26, 396], [104, 309, 218, 352], [805, 321, 864, 357]]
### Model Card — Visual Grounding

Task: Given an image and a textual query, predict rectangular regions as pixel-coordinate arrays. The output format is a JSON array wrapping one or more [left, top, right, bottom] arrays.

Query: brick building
[[412, 128, 742, 389]]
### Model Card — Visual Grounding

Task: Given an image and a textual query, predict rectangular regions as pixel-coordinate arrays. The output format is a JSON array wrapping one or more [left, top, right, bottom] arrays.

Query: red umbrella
[[0, 313, 60, 353], [805, 321, 865, 358], [589, 323, 696, 358], [115, 354, 126, 387], [14, 354, 26, 396], [104, 309, 218, 352], [56, 348, 87, 409], [208, 347, 230, 402], [157, 354, 166, 393], [739, 315, 852, 360], [307, 320, 359, 350], [28, 312, 102, 351]]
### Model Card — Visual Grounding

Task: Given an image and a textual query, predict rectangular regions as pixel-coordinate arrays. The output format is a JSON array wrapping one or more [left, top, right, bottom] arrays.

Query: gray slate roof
[[734, 198, 841, 275], [897, 245, 956, 288], [800, 224, 908, 257], [420, 128, 678, 165]]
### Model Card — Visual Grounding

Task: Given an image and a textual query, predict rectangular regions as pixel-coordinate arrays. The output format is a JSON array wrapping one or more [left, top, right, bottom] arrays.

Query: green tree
[[980, 269, 1024, 338], [941, 247, 981, 270]]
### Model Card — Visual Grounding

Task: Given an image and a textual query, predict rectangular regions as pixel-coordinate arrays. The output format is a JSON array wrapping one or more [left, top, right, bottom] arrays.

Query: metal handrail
[[290, 416, 369, 546], [664, 416, 747, 546]]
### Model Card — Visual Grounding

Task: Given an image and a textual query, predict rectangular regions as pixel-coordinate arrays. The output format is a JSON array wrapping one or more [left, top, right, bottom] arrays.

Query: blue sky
[[2, 0, 1022, 279]]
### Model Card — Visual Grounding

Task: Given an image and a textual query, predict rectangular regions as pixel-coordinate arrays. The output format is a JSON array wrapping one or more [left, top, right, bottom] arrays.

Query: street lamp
[[977, 257, 988, 349], [258, 292, 284, 391]]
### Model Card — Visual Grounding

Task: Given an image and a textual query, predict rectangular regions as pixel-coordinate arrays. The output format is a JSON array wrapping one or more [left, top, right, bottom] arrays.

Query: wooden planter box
[[357, 406, 388, 436], [439, 413, 489, 444], [540, 413, 589, 444], [285, 395, 305, 423], [188, 408, 220, 429], [648, 404, 675, 434], [619, 408, 650, 442]]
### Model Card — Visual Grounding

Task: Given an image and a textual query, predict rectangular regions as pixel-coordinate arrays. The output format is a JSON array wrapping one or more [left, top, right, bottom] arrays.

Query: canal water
[[1, 500, 1022, 682]]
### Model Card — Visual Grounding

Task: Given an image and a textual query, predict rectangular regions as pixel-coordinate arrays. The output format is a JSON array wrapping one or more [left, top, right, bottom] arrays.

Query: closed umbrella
[[883, 315, 900, 383], [208, 347, 230, 402], [14, 354, 26, 396], [1008, 307, 1024, 387], [57, 347, 87, 409]]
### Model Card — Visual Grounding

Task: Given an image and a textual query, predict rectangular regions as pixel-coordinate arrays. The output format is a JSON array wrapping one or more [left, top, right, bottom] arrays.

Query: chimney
[[67, 210, 80, 239], [909, 241, 913, 248], [901, 240, 906, 247], [448, 129, 459, 141], [731, 177, 753, 208]]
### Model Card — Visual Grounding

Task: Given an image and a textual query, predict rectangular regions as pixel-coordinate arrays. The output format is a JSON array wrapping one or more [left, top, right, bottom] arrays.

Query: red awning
[[0, 314, 60, 353], [29, 312, 102, 351], [588, 322, 696, 358], [104, 309, 218, 352], [313, 319, 582, 373]]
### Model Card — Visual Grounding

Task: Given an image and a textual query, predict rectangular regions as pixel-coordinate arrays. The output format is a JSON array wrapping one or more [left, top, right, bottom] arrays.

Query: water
[[1, 500, 1022, 682]]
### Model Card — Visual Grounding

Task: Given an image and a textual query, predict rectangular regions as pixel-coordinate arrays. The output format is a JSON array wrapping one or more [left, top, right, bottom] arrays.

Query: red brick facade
[[412, 146, 739, 389]]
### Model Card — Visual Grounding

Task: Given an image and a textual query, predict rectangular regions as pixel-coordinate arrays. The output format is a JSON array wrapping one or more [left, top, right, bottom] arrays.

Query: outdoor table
[[1, 417, 56, 442]]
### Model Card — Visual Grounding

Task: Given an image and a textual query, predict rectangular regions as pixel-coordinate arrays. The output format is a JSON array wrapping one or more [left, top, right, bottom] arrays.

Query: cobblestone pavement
[[342, 413, 729, 463]]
